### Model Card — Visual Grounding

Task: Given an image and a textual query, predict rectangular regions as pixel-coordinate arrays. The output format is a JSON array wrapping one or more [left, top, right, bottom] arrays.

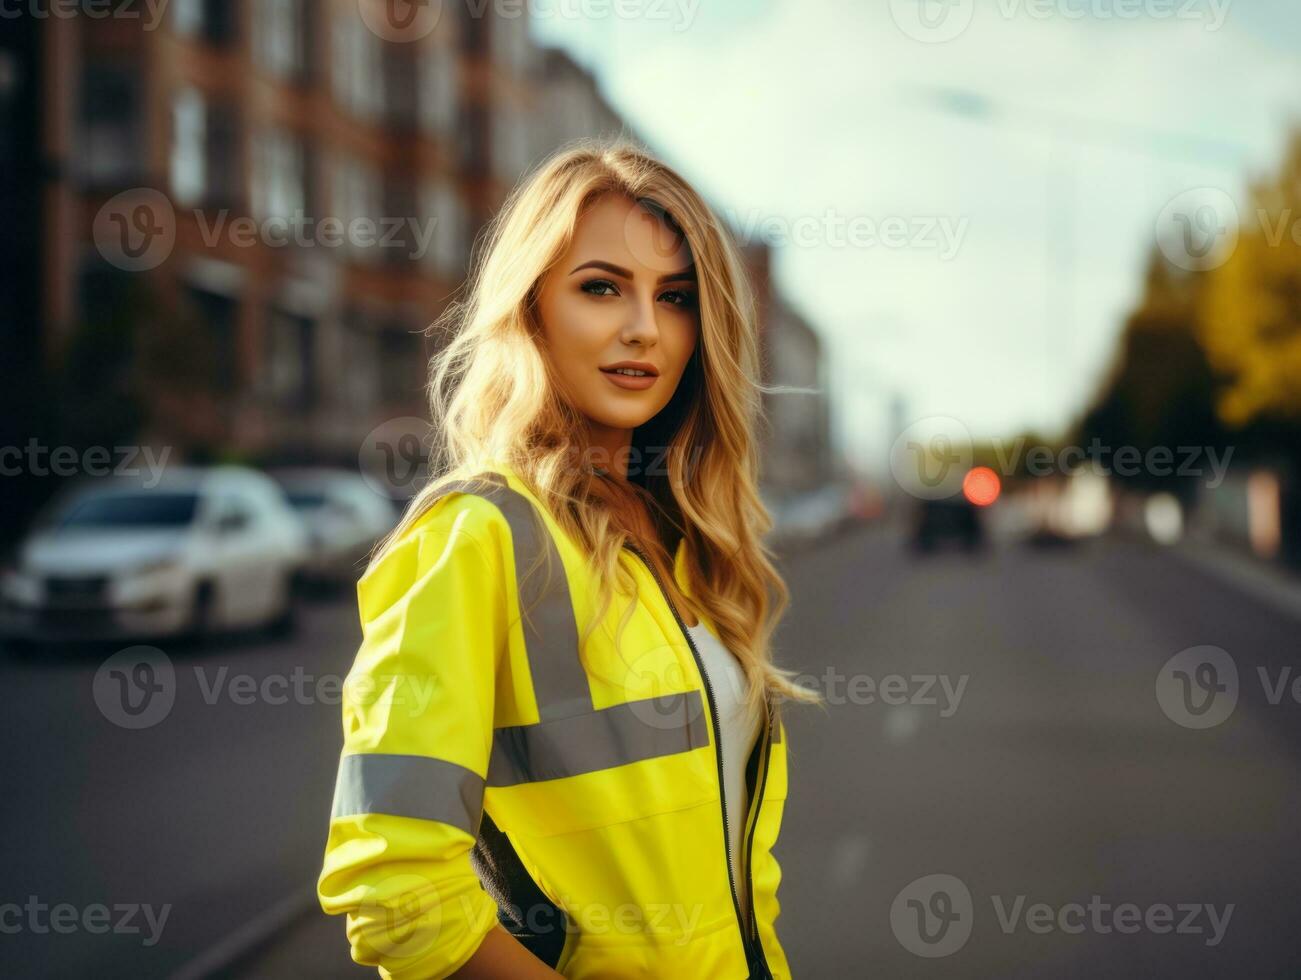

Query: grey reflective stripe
[[332, 753, 486, 835], [487, 690, 711, 787], [436, 473, 592, 721]]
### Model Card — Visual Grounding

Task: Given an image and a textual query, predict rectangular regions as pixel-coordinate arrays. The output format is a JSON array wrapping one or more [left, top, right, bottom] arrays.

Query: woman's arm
[[320, 510, 554, 979], [453, 924, 564, 978]]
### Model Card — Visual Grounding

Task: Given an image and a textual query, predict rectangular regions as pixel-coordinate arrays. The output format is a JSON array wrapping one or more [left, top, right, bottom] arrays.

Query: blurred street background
[[3, 1, 1301, 977]]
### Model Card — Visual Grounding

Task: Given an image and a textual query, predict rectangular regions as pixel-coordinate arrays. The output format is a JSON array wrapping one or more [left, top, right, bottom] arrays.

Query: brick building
[[17, 0, 830, 494]]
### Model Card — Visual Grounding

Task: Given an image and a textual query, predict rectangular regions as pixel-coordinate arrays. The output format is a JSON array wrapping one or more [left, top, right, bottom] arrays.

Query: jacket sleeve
[[318, 503, 508, 979]]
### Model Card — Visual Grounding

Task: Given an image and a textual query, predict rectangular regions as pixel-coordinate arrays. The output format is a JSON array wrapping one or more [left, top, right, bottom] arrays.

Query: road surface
[[4, 523, 1299, 978]]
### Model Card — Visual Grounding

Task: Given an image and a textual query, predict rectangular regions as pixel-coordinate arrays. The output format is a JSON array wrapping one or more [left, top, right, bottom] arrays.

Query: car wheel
[[267, 571, 301, 640], [189, 583, 217, 648], [4, 637, 37, 659]]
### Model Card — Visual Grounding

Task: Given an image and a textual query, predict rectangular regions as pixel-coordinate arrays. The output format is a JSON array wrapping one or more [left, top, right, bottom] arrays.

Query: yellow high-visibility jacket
[[318, 460, 791, 979]]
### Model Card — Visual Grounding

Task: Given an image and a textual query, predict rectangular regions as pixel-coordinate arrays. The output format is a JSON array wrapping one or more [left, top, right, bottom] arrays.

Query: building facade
[[28, 0, 830, 494]]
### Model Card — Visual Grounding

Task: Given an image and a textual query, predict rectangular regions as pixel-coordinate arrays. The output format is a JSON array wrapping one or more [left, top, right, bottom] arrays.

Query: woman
[[319, 138, 821, 979]]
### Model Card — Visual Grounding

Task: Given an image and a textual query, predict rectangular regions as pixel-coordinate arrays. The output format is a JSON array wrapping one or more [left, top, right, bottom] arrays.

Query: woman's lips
[[600, 368, 658, 390]]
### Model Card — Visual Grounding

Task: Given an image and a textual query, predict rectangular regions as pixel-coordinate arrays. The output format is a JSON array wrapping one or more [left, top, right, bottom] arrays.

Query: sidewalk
[[1169, 534, 1301, 622]]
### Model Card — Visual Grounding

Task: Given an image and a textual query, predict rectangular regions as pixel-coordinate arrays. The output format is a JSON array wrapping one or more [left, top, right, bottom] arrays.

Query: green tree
[[1075, 248, 1226, 502]]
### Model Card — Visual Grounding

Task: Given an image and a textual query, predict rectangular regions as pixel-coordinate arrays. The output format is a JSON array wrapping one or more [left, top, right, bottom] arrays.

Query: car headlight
[[129, 557, 183, 579], [0, 567, 41, 605]]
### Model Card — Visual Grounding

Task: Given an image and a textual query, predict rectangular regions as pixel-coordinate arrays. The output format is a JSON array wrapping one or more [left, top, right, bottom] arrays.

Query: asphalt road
[[4, 523, 1300, 978]]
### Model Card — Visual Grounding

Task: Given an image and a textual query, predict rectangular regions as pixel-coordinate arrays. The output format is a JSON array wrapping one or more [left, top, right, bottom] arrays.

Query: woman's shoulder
[[408, 478, 512, 546], [357, 487, 510, 621]]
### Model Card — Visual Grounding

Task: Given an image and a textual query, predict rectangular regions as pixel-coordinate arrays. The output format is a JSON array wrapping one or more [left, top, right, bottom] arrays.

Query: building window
[[492, 103, 532, 183], [419, 49, 457, 138], [78, 64, 143, 186], [378, 325, 425, 406], [266, 307, 316, 412], [251, 127, 307, 222], [492, 8, 534, 75], [331, 153, 381, 263], [381, 174, 417, 267], [332, 13, 383, 120], [170, 88, 205, 205], [254, 0, 312, 82], [183, 285, 239, 391], [421, 177, 465, 278], [170, 89, 241, 209], [342, 312, 379, 413], [458, 103, 489, 174], [460, 5, 490, 56], [383, 45, 418, 129], [173, 0, 238, 46]]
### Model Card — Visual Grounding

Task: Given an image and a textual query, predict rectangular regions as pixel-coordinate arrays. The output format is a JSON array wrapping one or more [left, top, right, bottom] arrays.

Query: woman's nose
[[621, 292, 660, 347]]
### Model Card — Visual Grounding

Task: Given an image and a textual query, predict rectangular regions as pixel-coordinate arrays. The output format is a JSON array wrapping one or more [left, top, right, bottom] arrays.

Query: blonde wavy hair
[[372, 136, 823, 720]]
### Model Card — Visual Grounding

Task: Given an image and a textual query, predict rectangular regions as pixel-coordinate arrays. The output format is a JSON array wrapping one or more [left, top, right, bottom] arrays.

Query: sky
[[531, 0, 1301, 473]]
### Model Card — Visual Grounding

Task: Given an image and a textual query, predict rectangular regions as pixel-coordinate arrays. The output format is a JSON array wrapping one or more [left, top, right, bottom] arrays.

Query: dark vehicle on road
[[912, 495, 986, 553]]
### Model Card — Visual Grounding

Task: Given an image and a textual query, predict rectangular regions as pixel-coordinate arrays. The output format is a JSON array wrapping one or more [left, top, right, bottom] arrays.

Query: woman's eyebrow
[[570, 259, 697, 285]]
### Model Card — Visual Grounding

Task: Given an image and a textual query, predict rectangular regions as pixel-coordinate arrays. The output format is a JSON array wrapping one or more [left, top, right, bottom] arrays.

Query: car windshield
[[285, 490, 328, 510], [55, 492, 200, 529]]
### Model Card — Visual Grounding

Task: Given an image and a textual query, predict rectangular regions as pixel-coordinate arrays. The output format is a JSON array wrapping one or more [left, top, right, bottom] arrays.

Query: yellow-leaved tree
[[1200, 130, 1301, 430]]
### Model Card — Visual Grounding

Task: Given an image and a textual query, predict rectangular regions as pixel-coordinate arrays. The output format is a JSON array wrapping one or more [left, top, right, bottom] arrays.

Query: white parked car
[[0, 465, 308, 646], [269, 468, 398, 586]]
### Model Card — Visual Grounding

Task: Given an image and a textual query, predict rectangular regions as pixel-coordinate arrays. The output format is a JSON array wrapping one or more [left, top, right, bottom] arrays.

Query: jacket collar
[[448, 455, 696, 601]]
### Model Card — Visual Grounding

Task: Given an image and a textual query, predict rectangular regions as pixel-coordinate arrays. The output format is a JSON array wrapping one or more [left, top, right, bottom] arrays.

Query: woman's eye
[[660, 290, 698, 309], [580, 279, 618, 297]]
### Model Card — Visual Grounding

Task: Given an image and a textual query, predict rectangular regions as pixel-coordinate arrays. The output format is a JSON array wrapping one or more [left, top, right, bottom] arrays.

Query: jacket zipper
[[742, 702, 775, 978], [623, 542, 773, 978]]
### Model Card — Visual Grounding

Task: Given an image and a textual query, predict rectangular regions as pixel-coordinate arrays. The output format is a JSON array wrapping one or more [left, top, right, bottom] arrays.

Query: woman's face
[[535, 192, 700, 469]]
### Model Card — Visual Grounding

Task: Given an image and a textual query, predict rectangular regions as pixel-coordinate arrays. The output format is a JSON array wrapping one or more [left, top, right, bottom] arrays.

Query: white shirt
[[685, 619, 763, 924]]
